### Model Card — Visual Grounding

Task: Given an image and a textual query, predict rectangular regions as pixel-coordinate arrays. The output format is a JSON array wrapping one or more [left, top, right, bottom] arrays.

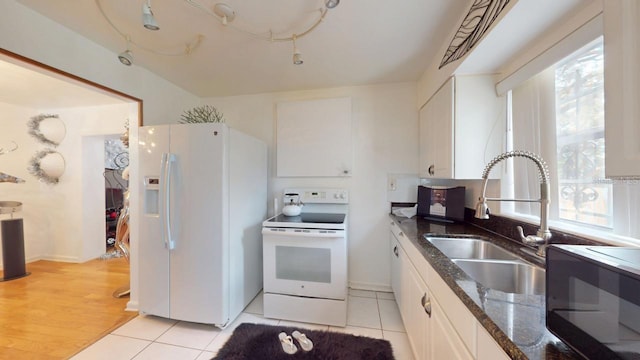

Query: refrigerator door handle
[[160, 153, 177, 250]]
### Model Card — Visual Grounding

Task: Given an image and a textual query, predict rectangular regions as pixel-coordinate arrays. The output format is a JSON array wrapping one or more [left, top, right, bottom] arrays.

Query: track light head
[[213, 3, 236, 25], [292, 35, 303, 65], [325, 0, 340, 9], [118, 50, 133, 66], [142, 1, 159, 30], [293, 51, 303, 65]]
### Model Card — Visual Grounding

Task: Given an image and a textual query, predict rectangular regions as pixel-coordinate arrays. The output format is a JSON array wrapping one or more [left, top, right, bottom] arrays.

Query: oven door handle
[[261, 228, 346, 238]]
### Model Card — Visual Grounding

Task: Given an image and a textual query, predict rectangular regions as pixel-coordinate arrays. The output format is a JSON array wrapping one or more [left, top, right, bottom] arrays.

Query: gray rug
[[212, 323, 395, 360]]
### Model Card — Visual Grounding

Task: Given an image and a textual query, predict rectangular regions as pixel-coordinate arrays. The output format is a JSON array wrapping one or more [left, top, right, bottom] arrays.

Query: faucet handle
[[516, 225, 545, 245]]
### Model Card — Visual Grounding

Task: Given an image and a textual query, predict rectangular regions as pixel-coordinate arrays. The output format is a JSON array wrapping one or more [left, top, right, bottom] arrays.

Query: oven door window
[[262, 231, 347, 300], [275, 246, 331, 283]]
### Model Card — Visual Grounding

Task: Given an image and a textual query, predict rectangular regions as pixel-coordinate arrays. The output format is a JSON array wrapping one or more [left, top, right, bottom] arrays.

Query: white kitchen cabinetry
[[390, 221, 507, 360], [391, 224, 429, 359], [276, 97, 352, 177], [476, 323, 511, 360], [604, 0, 640, 178], [419, 78, 453, 178], [431, 295, 473, 360], [390, 229, 403, 308], [419, 76, 505, 179], [404, 255, 430, 359]]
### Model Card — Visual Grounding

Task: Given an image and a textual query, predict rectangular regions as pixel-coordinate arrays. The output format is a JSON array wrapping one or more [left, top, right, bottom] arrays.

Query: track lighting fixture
[[97, 0, 202, 60], [325, 0, 340, 9], [118, 36, 133, 66], [142, 0, 159, 30], [213, 3, 235, 26], [292, 36, 303, 65], [118, 50, 133, 66], [97, 0, 341, 65]]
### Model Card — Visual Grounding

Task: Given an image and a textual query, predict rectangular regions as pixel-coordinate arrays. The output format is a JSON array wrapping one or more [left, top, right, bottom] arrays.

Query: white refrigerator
[[138, 123, 267, 328]]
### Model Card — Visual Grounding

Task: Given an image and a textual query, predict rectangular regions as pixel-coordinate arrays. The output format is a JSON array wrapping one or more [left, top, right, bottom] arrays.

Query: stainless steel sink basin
[[452, 259, 545, 295], [425, 237, 520, 260]]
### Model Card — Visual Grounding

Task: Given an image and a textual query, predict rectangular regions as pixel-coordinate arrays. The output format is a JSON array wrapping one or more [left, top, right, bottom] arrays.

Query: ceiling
[[15, 0, 471, 97], [457, 0, 592, 75], [9, 0, 594, 101], [0, 57, 131, 108]]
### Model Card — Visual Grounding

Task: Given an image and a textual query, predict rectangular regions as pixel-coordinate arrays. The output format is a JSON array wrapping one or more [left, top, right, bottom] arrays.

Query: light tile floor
[[72, 289, 414, 360]]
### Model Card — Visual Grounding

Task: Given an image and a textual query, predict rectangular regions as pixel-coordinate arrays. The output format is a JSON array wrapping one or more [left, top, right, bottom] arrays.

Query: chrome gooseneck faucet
[[475, 150, 552, 257]]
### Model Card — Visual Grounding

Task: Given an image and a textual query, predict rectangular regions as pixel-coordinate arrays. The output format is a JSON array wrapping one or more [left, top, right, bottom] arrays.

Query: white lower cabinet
[[431, 295, 473, 360], [390, 229, 403, 308], [404, 255, 430, 359], [476, 323, 510, 360], [391, 222, 509, 360]]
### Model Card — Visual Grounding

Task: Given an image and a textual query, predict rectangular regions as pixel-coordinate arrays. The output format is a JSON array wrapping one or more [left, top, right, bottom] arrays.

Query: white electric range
[[262, 188, 348, 327]]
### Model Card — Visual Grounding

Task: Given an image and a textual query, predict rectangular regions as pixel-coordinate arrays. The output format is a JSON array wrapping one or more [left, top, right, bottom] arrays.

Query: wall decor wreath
[[27, 114, 66, 146], [28, 149, 66, 185]]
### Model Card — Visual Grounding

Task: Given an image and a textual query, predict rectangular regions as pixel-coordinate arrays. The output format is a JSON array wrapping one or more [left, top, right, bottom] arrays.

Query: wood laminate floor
[[0, 257, 136, 359]]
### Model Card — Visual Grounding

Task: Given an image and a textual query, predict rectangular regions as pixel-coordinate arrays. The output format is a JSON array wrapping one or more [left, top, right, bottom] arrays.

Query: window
[[554, 38, 611, 227], [509, 36, 640, 241]]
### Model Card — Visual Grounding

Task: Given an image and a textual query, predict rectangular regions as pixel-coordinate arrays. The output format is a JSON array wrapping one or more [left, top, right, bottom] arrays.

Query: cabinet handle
[[421, 293, 432, 318], [428, 165, 435, 176], [393, 245, 399, 257]]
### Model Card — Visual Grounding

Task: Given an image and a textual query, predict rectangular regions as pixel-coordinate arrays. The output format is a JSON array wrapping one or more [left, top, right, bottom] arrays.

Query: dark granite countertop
[[390, 214, 581, 360]]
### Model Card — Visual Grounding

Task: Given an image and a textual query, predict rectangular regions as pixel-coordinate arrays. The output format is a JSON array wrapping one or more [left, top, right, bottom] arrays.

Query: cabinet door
[[419, 75, 505, 180], [276, 97, 352, 177], [403, 253, 430, 360], [419, 78, 454, 179], [431, 78, 454, 179], [430, 296, 473, 360], [419, 100, 436, 178], [390, 230, 402, 304], [477, 323, 510, 360]]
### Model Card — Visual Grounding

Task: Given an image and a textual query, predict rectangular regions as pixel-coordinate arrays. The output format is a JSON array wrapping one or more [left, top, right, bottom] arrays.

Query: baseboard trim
[[0, 255, 77, 270], [126, 300, 138, 312], [349, 281, 392, 293], [41, 255, 80, 263]]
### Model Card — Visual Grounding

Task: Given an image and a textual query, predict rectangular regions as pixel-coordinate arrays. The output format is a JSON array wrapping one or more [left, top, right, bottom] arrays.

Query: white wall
[[0, 103, 133, 267], [413, 1, 605, 223], [454, 1, 604, 218], [206, 82, 419, 290], [1, 0, 201, 309], [416, 0, 518, 108], [52, 104, 136, 262], [494, 1, 602, 90], [0, 102, 49, 265], [0, 1, 201, 125]]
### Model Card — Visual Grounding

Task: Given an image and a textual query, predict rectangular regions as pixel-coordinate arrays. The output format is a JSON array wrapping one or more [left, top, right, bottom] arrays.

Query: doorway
[[0, 49, 142, 357]]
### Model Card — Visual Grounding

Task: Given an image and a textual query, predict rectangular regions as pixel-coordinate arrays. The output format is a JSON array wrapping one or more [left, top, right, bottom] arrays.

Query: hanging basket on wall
[[27, 114, 66, 146], [28, 149, 66, 185]]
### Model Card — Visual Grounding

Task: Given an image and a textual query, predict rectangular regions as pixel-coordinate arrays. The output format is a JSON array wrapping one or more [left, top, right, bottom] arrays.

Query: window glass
[[554, 38, 612, 227]]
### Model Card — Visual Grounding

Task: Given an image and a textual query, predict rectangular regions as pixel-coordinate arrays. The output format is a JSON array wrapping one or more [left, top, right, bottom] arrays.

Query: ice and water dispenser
[[144, 176, 160, 215]]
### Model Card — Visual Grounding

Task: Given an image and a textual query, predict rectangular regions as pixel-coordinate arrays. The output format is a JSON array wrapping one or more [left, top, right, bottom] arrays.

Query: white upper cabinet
[[419, 76, 506, 179], [420, 78, 454, 178], [604, 0, 640, 179], [276, 97, 352, 177]]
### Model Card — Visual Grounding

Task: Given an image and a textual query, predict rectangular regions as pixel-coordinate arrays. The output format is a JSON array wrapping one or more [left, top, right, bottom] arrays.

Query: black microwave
[[546, 245, 640, 359]]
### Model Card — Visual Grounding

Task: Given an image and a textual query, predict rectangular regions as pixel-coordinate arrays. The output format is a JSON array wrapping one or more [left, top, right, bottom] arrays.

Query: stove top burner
[[268, 212, 346, 225]]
